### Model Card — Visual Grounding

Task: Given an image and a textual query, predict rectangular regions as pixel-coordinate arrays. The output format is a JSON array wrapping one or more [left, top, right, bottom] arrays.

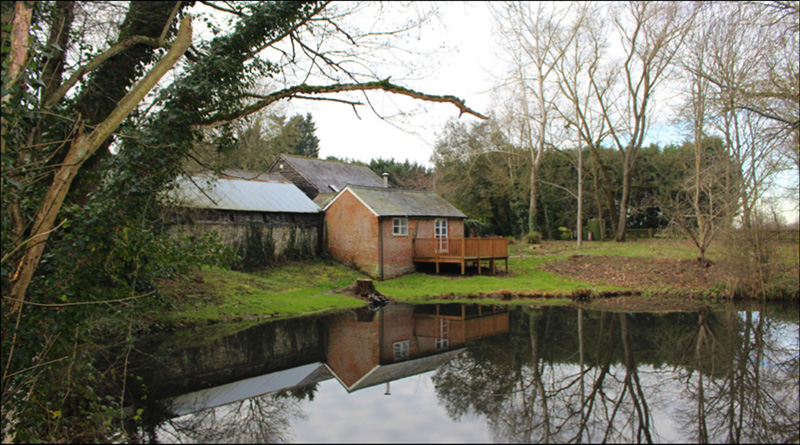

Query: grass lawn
[[152, 238, 794, 326], [152, 240, 641, 325], [152, 261, 366, 325]]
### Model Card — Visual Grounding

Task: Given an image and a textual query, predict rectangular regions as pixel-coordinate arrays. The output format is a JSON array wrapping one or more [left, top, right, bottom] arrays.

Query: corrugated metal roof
[[276, 155, 384, 191], [168, 362, 331, 416], [170, 175, 320, 213], [328, 185, 466, 218], [218, 169, 287, 183]]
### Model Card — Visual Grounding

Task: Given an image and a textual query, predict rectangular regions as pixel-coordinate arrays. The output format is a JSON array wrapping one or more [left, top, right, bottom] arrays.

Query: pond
[[127, 302, 799, 443]]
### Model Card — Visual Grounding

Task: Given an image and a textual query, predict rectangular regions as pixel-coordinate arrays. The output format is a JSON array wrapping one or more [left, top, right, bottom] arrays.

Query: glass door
[[435, 219, 448, 253]]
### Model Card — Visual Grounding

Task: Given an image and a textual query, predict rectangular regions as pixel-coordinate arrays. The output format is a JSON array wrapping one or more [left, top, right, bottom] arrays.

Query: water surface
[[130, 302, 799, 443]]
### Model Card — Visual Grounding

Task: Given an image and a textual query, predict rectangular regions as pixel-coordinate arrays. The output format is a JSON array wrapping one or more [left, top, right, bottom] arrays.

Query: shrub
[[524, 231, 542, 244]]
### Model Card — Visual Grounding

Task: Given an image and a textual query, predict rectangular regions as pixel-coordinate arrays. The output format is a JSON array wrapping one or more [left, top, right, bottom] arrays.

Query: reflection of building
[[325, 304, 509, 392], [156, 304, 509, 416]]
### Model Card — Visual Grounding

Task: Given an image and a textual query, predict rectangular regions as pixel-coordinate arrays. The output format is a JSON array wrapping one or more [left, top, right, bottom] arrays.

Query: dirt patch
[[539, 255, 729, 294], [534, 255, 729, 312]]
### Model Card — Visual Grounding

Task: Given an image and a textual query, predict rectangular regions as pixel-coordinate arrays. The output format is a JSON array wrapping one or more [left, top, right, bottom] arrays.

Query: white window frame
[[434, 218, 448, 238], [435, 219, 449, 253], [393, 217, 409, 236], [393, 340, 410, 360], [436, 319, 450, 351]]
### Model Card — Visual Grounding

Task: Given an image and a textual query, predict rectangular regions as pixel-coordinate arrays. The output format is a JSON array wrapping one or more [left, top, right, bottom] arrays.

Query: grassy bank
[[150, 238, 797, 325], [149, 241, 652, 325], [151, 261, 366, 325]]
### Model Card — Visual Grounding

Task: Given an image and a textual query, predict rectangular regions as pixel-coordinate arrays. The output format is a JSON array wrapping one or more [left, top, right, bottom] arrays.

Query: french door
[[435, 219, 448, 253]]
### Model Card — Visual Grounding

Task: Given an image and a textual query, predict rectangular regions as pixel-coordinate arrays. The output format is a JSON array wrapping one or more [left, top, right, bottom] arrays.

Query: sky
[[285, 2, 688, 167], [288, 2, 498, 167]]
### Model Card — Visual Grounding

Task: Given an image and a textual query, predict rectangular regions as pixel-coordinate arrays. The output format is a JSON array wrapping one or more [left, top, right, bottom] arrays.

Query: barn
[[165, 173, 322, 267], [267, 154, 384, 206]]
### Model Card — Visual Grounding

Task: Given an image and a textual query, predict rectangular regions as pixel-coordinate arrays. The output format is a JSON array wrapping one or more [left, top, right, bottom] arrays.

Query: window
[[434, 219, 448, 238], [436, 319, 450, 351], [435, 219, 448, 253], [393, 217, 408, 236], [393, 340, 410, 360]]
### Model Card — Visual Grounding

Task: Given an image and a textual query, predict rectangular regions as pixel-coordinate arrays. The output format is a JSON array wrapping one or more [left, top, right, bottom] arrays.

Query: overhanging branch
[[196, 79, 489, 128]]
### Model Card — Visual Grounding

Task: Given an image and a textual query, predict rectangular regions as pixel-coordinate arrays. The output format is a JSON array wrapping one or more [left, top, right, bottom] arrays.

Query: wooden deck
[[412, 237, 509, 275]]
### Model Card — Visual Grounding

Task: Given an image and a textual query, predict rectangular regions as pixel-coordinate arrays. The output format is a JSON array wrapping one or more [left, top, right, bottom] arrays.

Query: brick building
[[323, 184, 467, 280]]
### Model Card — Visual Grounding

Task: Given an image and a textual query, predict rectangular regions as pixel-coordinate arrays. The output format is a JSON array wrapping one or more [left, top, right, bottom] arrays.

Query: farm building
[[267, 154, 384, 205], [323, 185, 508, 279], [165, 173, 322, 267]]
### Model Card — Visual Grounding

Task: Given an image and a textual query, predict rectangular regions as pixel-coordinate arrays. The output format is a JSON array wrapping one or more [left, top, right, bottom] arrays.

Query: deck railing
[[412, 237, 508, 260]]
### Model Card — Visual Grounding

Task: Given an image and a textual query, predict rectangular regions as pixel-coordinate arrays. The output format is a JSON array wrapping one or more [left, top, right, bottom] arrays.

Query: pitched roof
[[272, 154, 384, 193], [218, 169, 287, 183], [169, 175, 320, 213], [168, 363, 332, 416], [327, 348, 466, 393], [324, 185, 466, 218]]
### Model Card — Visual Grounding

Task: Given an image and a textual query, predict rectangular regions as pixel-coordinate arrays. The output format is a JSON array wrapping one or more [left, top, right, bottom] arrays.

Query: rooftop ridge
[[346, 184, 435, 193]]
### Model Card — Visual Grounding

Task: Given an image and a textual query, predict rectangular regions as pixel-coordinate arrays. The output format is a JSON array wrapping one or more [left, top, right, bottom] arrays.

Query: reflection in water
[[131, 303, 799, 443], [157, 389, 309, 443], [431, 307, 799, 444]]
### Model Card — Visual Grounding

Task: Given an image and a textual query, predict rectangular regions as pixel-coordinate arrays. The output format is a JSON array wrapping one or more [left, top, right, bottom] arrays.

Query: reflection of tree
[[153, 384, 315, 443], [432, 307, 796, 443], [676, 308, 800, 443], [432, 309, 662, 443], [571, 313, 660, 443]]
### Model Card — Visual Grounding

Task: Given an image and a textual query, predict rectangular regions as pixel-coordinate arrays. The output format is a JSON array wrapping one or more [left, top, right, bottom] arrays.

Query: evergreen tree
[[290, 113, 320, 158]]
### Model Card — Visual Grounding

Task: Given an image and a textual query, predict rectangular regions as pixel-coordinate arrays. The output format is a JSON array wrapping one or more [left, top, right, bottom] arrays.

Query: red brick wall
[[380, 218, 415, 278], [379, 305, 418, 362], [326, 189, 466, 278], [325, 191, 380, 277], [326, 311, 380, 388]]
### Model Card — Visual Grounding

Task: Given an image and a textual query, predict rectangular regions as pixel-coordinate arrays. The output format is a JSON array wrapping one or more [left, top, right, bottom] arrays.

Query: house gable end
[[268, 154, 320, 199], [323, 186, 380, 217]]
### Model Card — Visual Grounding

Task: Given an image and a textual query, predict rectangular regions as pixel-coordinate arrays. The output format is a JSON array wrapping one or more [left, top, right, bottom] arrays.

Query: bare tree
[[697, 2, 798, 229], [491, 1, 577, 235], [552, 2, 610, 246], [665, 5, 739, 264], [591, 1, 698, 241]]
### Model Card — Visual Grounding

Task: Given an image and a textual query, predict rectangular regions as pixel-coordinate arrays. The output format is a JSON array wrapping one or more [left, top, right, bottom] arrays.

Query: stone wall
[[166, 208, 322, 266]]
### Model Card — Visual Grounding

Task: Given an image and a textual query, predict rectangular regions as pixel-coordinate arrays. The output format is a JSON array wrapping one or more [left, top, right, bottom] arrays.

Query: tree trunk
[[615, 162, 632, 242], [529, 165, 539, 234], [588, 145, 619, 236], [353, 279, 377, 297], [68, 1, 182, 206], [7, 17, 193, 312]]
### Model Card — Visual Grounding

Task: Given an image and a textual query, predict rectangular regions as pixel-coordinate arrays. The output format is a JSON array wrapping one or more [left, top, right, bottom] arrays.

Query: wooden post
[[461, 305, 466, 341], [461, 238, 466, 275], [477, 238, 482, 275]]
